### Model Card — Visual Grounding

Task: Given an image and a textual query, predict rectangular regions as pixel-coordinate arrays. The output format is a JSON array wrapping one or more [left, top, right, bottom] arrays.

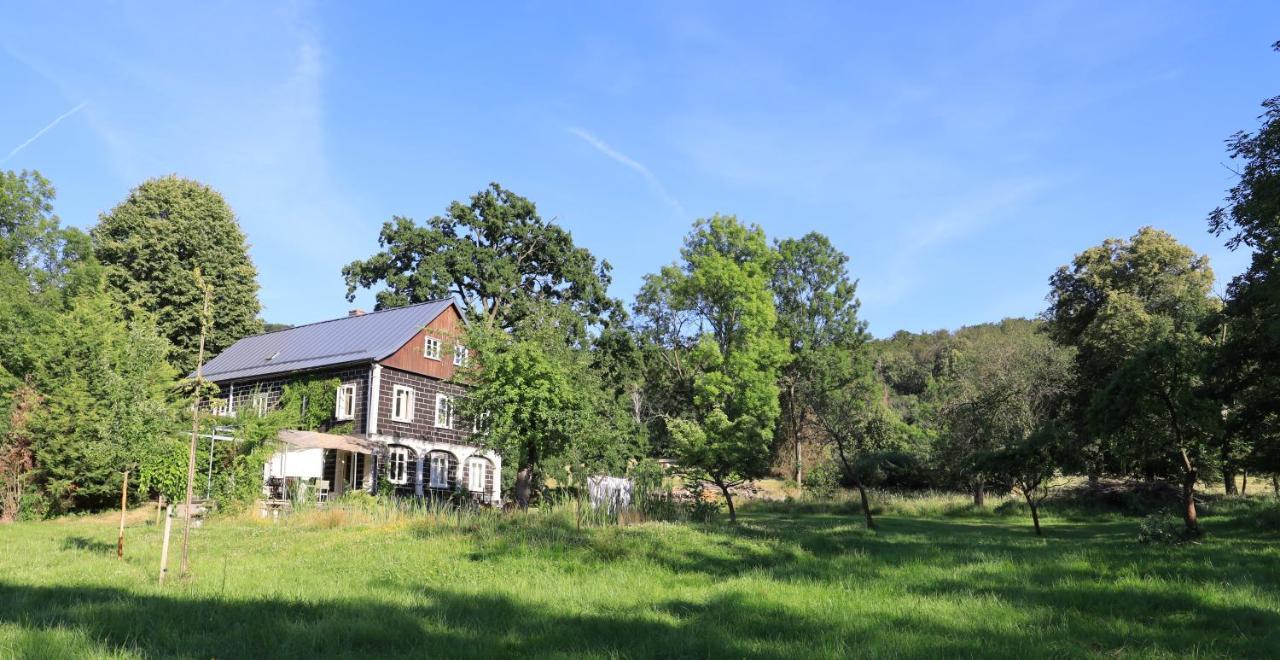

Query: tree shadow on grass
[[0, 582, 868, 658], [60, 537, 116, 555], [0, 581, 1118, 659]]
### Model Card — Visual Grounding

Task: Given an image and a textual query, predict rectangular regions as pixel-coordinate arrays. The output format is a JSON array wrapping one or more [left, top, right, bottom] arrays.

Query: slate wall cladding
[[375, 366, 473, 445], [208, 364, 371, 432]]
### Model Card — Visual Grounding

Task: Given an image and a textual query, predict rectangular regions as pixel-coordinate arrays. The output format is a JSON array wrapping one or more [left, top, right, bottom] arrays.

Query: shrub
[[1137, 513, 1199, 545], [802, 461, 840, 500]]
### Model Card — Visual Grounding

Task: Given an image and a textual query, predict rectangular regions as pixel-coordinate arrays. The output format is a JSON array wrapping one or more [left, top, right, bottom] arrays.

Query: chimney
[[348, 309, 366, 317]]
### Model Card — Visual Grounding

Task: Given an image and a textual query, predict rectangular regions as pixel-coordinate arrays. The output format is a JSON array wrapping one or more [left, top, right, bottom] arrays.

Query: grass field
[[1, 494, 1278, 659]]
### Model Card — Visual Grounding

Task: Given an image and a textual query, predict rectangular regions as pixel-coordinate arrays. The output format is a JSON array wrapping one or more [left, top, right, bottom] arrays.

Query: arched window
[[387, 446, 413, 485], [428, 451, 455, 489]]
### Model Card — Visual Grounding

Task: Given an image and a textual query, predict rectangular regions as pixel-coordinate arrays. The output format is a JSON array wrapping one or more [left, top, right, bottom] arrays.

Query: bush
[[802, 461, 840, 499], [1137, 513, 1199, 545]]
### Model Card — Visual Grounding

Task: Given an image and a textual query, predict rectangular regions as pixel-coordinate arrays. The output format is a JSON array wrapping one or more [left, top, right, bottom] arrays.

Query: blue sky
[[2, 2, 1276, 336]]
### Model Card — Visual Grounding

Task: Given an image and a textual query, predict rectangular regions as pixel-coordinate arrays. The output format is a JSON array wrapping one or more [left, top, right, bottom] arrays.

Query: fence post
[[117, 470, 129, 560], [159, 504, 174, 584]]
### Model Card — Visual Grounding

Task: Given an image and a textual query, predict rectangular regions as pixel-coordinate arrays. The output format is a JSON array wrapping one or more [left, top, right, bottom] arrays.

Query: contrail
[[3, 101, 88, 163], [568, 127, 686, 215]]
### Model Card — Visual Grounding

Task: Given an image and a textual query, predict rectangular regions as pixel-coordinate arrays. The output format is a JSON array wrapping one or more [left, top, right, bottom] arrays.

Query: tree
[[1207, 45, 1280, 490], [343, 183, 619, 338], [806, 347, 904, 529], [458, 311, 606, 508], [1, 170, 57, 273], [940, 319, 1073, 513], [943, 320, 1074, 534], [1047, 228, 1219, 534], [635, 216, 789, 522], [771, 232, 867, 484], [0, 380, 40, 522], [93, 176, 262, 373], [28, 288, 176, 513]]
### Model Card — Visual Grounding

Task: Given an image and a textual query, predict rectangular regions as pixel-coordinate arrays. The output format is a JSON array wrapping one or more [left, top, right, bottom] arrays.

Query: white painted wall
[[262, 447, 326, 480], [370, 434, 503, 505]]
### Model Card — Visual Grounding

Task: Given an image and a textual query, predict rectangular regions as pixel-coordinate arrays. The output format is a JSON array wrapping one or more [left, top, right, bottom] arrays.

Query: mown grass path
[[1, 505, 1277, 658]]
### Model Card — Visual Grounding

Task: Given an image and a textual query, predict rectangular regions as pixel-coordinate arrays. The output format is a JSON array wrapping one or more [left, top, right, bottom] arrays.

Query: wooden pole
[[117, 470, 129, 560], [181, 269, 213, 576], [159, 504, 174, 583]]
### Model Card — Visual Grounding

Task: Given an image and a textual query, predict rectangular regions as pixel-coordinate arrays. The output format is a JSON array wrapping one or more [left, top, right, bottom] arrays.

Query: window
[[472, 410, 490, 434], [387, 446, 410, 485], [467, 457, 488, 492], [251, 393, 269, 417], [423, 336, 441, 360], [429, 452, 450, 488], [335, 384, 356, 420], [453, 344, 468, 366], [391, 386, 414, 422], [435, 393, 453, 429]]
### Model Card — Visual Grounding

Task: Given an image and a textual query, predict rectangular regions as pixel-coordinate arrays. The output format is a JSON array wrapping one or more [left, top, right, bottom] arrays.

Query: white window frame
[[429, 453, 449, 488], [453, 344, 468, 367], [387, 446, 410, 485], [435, 393, 453, 429], [423, 336, 442, 360], [335, 384, 356, 420], [467, 457, 487, 492], [391, 385, 415, 422], [251, 393, 269, 418], [472, 409, 490, 434]]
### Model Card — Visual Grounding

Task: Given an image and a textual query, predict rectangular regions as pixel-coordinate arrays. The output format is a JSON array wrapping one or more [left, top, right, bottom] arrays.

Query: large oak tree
[[343, 183, 619, 338]]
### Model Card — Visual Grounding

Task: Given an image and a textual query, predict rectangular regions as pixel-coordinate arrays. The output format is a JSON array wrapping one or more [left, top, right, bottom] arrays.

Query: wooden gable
[[378, 303, 467, 379]]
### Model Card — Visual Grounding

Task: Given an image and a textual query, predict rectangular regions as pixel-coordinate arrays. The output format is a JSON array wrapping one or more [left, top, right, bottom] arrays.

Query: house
[[197, 299, 501, 505]]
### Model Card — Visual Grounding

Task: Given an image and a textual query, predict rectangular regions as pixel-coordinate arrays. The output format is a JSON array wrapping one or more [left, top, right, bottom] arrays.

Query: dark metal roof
[[197, 299, 456, 383]]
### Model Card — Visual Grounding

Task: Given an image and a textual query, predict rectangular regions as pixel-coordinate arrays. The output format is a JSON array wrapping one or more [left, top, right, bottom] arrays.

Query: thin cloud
[[568, 127, 685, 215], [3, 100, 88, 163]]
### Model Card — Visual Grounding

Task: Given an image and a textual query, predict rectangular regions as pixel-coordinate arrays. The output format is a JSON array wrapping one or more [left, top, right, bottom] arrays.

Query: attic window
[[423, 336, 441, 360], [265, 351, 281, 363]]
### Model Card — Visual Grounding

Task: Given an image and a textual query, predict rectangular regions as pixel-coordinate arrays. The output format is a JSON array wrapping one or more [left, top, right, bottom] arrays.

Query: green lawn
[[1, 499, 1278, 658]]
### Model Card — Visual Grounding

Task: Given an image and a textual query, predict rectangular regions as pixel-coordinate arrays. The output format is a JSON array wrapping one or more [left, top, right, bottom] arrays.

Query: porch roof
[[278, 429, 381, 455]]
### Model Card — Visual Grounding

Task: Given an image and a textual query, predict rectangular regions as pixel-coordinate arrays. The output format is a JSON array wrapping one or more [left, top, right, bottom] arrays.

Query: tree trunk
[[788, 383, 802, 485], [514, 465, 535, 509], [1272, 474, 1278, 498], [973, 482, 985, 507], [1182, 467, 1199, 534], [1222, 458, 1238, 495], [1241, 471, 1248, 496], [717, 480, 738, 523], [854, 478, 876, 530], [795, 434, 803, 486], [1024, 491, 1042, 537]]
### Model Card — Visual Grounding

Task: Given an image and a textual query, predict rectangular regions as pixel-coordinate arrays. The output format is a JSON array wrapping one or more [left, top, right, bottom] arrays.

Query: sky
[[2, 2, 1277, 337]]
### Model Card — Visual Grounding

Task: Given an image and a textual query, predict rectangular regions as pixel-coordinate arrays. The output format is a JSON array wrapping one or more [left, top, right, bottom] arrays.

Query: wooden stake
[[117, 470, 129, 560], [181, 268, 213, 576], [159, 504, 173, 584]]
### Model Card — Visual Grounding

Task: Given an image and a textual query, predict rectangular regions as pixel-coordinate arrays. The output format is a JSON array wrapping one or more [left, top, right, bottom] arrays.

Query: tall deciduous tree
[[343, 183, 619, 338], [1207, 46, 1280, 487], [636, 215, 789, 522], [93, 176, 262, 373], [771, 232, 867, 483], [1047, 228, 1219, 533]]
